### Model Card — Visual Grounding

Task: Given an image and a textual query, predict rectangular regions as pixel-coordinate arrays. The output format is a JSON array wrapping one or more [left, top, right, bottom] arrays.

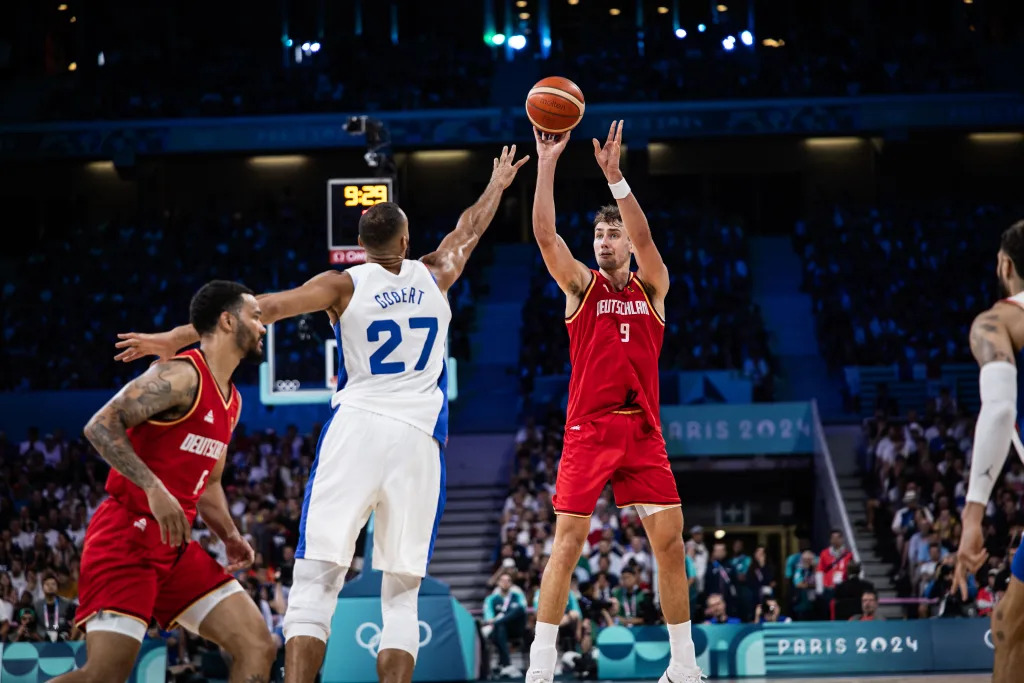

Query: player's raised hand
[[223, 531, 256, 573], [593, 119, 624, 181], [114, 331, 179, 363], [145, 484, 192, 547], [533, 127, 571, 162], [490, 144, 530, 190]]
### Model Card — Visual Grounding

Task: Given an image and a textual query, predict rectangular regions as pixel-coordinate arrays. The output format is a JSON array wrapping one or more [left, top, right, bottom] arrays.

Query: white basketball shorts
[[296, 405, 445, 577]]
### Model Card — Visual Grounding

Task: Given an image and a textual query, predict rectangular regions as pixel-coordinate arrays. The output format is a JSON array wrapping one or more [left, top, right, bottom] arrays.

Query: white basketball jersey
[[331, 260, 452, 443]]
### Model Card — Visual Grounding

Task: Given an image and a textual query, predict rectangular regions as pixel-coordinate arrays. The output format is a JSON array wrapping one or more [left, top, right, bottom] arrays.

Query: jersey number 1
[[367, 317, 439, 375]]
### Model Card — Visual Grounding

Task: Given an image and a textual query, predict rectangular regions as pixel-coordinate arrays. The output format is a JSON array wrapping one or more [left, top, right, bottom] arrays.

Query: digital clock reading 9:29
[[343, 184, 389, 207]]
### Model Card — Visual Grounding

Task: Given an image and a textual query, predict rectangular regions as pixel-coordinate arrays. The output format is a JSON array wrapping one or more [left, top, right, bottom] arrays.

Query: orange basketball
[[526, 77, 585, 134]]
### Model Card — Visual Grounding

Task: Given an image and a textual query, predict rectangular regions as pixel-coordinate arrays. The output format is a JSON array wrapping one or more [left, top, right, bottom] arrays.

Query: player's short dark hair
[[359, 202, 407, 249], [1000, 220, 1024, 277], [41, 571, 57, 584], [862, 589, 878, 600], [189, 280, 254, 336], [593, 205, 623, 228]]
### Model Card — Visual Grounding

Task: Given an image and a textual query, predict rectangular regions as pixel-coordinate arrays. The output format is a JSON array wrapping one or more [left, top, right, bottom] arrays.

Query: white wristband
[[608, 177, 631, 200]]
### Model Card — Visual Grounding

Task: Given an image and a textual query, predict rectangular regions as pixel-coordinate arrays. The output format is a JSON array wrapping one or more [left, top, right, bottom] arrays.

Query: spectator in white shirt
[[875, 425, 909, 468], [40, 434, 63, 468], [515, 417, 543, 446], [18, 427, 44, 456], [622, 534, 653, 584], [686, 526, 710, 594]]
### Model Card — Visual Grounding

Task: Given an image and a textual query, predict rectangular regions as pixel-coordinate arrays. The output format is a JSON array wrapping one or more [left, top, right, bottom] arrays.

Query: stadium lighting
[[508, 34, 527, 50], [675, 28, 687, 39], [697, 23, 706, 32], [722, 36, 736, 50], [301, 42, 311, 51], [740, 30, 753, 46], [490, 33, 507, 45], [609, 8, 621, 15], [310, 42, 321, 52], [519, 11, 530, 19]]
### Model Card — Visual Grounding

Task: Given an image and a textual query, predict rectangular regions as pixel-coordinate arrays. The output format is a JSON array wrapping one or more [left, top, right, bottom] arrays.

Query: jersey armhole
[[565, 271, 596, 324], [633, 276, 666, 326], [146, 357, 202, 426]]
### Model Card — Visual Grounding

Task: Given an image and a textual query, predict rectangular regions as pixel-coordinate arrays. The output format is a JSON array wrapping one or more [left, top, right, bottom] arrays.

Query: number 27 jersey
[[332, 260, 452, 444]]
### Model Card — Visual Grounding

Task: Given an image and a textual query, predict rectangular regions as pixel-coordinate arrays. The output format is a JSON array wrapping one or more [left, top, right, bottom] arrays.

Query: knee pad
[[283, 558, 347, 643], [380, 572, 422, 660]]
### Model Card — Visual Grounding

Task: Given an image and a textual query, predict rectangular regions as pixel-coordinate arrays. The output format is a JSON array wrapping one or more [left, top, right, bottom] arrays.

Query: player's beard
[[236, 324, 264, 364]]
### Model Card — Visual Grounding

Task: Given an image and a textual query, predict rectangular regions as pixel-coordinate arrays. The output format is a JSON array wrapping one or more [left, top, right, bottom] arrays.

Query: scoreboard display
[[327, 177, 395, 265]]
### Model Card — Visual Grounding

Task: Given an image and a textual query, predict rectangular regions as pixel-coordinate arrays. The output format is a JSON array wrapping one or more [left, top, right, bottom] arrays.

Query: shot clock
[[327, 177, 395, 265]]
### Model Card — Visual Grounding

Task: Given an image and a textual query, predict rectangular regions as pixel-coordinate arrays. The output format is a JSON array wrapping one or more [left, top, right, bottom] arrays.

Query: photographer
[[928, 556, 977, 618], [755, 598, 791, 624], [11, 607, 43, 642]]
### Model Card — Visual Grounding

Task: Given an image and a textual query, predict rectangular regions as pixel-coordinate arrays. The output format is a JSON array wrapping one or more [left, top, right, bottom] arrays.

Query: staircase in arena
[[450, 243, 534, 432], [749, 236, 845, 417], [427, 484, 506, 613], [827, 425, 903, 620]]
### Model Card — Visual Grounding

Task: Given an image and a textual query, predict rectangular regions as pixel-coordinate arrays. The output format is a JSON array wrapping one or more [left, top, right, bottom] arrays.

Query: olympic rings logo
[[274, 380, 302, 392], [355, 621, 433, 657]]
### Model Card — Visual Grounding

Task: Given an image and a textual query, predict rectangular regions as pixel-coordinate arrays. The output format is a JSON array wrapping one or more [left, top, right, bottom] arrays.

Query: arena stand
[[0, 207, 482, 392]]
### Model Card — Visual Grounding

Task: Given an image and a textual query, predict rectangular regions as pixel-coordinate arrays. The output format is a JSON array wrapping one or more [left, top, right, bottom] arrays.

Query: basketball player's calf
[[993, 576, 1024, 682], [49, 626, 144, 683], [284, 558, 423, 683], [530, 513, 591, 677], [639, 505, 700, 681], [197, 591, 278, 683]]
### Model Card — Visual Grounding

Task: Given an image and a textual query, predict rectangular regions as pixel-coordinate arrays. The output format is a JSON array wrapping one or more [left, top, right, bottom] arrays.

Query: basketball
[[526, 76, 585, 134]]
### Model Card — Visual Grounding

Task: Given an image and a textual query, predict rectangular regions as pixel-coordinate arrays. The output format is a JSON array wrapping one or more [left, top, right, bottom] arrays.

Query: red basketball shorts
[[75, 498, 234, 631], [553, 411, 681, 517]]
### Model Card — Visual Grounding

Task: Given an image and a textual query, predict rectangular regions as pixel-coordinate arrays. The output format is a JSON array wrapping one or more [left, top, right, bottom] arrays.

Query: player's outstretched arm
[[593, 120, 670, 301], [532, 128, 591, 296], [197, 454, 254, 572], [114, 271, 353, 362], [955, 304, 1018, 597], [84, 360, 198, 546], [422, 144, 529, 292]]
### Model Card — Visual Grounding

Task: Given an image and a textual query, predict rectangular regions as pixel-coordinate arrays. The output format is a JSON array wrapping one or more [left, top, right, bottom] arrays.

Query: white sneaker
[[525, 668, 554, 683], [659, 667, 707, 683]]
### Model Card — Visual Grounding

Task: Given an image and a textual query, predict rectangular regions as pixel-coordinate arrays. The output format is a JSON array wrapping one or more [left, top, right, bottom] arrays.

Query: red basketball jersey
[[565, 270, 665, 428], [105, 349, 241, 524]]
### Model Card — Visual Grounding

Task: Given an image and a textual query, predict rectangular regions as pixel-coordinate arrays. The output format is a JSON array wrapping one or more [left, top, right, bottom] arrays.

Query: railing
[[812, 400, 859, 561]]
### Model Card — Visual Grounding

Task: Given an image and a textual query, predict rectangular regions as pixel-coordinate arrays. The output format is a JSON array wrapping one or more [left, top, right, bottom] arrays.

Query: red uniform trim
[[634, 276, 666, 326], [565, 272, 597, 323]]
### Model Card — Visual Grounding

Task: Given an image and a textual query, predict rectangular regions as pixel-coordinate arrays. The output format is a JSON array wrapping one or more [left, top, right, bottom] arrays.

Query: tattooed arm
[[968, 307, 1016, 366], [956, 303, 1019, 598], [83, 361, 198, 545]]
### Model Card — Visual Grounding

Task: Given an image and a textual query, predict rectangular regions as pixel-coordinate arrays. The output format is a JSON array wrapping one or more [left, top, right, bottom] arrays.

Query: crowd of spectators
[[5, 1, 1016, 123], [485, 416, 871, 678], [0, 422, 338, 679], [519, 206, 773, 401], [0, 200, 481, 392], [861, 395, 1018, 619], [795, 202, 1024, 374]]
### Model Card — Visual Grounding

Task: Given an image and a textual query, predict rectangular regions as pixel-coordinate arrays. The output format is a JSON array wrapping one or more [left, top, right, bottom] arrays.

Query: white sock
[[667, 620, 699, 673], [529, 621, 559, 673]]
